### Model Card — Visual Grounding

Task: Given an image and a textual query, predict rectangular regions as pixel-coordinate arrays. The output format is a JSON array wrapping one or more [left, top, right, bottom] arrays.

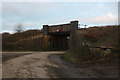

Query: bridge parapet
[[43, 21, 79, 35]]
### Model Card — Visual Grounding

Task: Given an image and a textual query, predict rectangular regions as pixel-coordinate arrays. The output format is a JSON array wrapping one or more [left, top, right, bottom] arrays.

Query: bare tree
[[15, 24, 24, 33]]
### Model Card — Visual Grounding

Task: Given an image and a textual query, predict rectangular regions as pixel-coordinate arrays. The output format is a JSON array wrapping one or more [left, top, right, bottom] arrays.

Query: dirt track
[[2, 51, 65, 78], [2, 52, 118, 78], [2, 52, 33, 62]]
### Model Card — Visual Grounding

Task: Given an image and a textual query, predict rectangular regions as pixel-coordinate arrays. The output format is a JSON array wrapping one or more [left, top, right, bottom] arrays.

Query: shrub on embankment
[[63, 25, 120, 64], [2, 30, 44, 51]]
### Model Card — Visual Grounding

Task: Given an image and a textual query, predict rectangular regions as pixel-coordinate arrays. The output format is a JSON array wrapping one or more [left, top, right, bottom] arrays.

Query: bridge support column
[[43, 34, 50, 50], [43, 25, 49, 34], [70, 21, 78, 31], [70, 21, 79, 51]]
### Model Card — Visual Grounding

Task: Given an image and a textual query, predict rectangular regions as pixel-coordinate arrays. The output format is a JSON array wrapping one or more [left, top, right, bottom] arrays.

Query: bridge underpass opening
[[48, 35, 70, 51]]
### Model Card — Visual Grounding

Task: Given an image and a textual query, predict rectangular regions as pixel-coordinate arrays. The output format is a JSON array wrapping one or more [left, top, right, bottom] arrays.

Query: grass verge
[[62, 51, 119, 64]]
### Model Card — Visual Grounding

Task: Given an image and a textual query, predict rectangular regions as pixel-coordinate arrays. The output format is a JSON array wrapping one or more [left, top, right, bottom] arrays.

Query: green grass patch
[[62, 52, 79, 63], [62, 51, 119, 64]]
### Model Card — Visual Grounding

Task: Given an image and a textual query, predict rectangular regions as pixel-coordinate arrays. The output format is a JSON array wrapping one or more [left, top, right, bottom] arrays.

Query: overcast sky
[[1, 1, 118, 33]]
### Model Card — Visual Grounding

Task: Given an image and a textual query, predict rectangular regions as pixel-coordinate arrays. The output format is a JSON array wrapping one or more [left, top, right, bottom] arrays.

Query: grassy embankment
[[2, 30, 45, 51], [62, 26, 119, 64]]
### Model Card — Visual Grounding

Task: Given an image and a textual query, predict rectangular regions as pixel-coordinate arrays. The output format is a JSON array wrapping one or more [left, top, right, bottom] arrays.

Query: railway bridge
[[42, 21, 79, 51]]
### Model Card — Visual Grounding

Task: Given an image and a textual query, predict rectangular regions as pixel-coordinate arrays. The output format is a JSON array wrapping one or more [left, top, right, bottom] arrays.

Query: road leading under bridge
[[2, 51, 118, 78]]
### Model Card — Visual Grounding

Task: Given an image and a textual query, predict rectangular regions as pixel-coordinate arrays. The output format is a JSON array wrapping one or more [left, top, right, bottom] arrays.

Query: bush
[[83, 32, 99, 42]]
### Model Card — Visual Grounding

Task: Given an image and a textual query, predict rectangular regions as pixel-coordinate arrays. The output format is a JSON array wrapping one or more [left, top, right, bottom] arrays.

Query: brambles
[[67, 25, 119, 63]]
